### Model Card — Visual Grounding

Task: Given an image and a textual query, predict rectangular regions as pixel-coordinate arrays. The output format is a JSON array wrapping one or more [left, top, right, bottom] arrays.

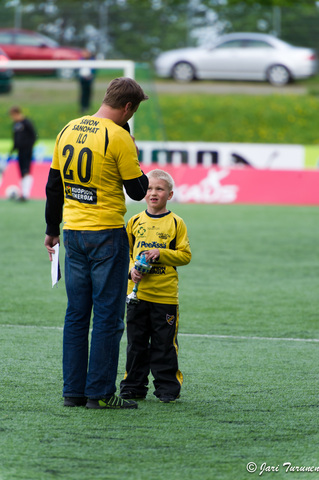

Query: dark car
[[0, 46, 13, 93], [0, 28, 83, 77]]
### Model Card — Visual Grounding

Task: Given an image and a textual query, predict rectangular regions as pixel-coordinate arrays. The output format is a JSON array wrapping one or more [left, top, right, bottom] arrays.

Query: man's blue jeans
[[62, 228, 129, 399]]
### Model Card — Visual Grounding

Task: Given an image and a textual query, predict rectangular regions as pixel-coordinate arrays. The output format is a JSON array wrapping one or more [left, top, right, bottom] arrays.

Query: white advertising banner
[[0, 140, 315, 170], [138, 141, 305, 170]]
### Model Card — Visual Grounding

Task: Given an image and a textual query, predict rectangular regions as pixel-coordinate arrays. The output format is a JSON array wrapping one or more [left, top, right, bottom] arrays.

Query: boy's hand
[[144, 249, 160, 263], [131, 268, 143, 284]]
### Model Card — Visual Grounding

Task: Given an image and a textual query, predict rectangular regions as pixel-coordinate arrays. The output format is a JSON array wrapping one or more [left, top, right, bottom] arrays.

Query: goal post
[[5, 59, 136, 130], [5, 59, 135, 78]]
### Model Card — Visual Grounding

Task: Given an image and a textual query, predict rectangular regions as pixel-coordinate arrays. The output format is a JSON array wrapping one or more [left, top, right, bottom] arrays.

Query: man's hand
[[44, 235, 60, 261]]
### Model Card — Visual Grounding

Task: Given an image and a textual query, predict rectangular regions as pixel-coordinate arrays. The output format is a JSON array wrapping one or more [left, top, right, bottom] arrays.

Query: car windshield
[[215, 39, 274, 49], [15, 32, 58, 48], [215, 40, 243, 49], [0, 32, 13, 44], [212, 36, 294, 51]]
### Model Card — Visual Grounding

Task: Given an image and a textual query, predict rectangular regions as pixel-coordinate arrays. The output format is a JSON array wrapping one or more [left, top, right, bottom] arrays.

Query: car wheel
[[172, 62, 195, 82], [266, 65, 291, 86]]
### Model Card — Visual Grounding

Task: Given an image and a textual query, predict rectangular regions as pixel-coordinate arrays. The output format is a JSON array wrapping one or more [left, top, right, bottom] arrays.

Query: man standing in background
[[78, 48, 95, 114]]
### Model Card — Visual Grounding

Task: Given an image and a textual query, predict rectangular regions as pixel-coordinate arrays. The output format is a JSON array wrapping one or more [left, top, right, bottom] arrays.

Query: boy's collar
[[145, 209, 171, 219]]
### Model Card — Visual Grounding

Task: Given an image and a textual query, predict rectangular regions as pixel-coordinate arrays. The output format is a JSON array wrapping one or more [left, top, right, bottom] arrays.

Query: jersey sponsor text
[[137, 240, 167, 249], [65, 182, 97, 204]]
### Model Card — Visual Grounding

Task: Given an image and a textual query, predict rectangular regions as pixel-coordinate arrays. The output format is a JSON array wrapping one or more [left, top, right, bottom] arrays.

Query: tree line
[[1, 1, 319, 62]]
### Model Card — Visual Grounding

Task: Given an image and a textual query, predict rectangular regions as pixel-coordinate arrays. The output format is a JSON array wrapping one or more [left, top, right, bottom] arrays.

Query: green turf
[[0, 200, 318, 480]]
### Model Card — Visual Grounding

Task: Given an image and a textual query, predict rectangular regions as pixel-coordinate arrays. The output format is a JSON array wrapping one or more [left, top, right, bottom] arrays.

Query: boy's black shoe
[[159, 395, 177, 403], [64, 396, 87, 407], [120, 391, 146, 400], [86, 394, 138, 409]]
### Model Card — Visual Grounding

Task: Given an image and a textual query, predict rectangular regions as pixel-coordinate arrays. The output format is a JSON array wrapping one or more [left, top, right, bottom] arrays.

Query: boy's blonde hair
[[147, 169, 174, 191]]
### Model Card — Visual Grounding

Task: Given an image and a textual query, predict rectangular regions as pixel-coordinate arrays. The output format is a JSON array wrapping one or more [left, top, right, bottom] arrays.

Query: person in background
[[78, 49, 95, 113], [44, 77, 149, 410], [9, 106, 37, 201]]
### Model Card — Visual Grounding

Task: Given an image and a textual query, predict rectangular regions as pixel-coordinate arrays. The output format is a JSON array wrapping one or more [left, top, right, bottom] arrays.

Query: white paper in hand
[[51, 243, 61, 288]]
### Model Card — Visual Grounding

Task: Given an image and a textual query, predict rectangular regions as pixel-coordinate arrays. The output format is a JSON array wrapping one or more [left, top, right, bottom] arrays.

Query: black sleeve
[[123, 173, 148, 201], [45, 168, 64, 236], [25, 119, 37, 144]]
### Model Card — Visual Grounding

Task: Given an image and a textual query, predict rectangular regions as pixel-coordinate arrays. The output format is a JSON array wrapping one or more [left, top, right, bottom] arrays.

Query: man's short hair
[[103, 77, 149, 110], [147, 169, 174, 191]]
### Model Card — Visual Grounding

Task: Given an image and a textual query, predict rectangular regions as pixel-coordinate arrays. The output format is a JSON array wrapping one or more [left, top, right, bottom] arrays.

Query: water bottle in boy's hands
[[126, 253, 152, 304]]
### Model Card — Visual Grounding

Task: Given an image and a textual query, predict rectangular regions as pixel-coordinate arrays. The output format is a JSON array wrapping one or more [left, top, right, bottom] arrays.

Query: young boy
[[9, 106, 37, 201], [120, 169, 191, 403]]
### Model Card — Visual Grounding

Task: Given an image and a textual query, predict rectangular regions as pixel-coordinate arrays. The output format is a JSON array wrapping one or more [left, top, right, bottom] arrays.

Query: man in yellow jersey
[[120, 169, 191, 403], [44, 78, 149, 410]]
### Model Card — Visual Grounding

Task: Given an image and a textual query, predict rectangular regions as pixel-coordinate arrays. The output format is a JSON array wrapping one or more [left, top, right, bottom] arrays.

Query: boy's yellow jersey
[[51, 116, 143, 230], [127, 210, 191, 304]]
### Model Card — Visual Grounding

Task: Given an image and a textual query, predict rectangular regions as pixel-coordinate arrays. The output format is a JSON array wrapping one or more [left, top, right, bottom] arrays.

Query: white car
[[154, 32, 318, 86]]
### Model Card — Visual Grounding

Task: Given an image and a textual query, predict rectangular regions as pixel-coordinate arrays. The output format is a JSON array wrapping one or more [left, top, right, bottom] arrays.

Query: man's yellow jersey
[[127, 210, 191, 304], [51, 116, 143, 230]]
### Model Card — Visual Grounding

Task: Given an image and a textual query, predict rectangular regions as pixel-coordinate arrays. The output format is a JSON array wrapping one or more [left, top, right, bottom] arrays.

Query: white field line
[[179, 333, 319, 343], [2, 324, 319, 343]]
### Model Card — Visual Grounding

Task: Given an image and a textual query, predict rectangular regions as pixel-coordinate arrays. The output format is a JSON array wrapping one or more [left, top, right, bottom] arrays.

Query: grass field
[[0, 199, 318, 480], [2, 72, 319, 144]]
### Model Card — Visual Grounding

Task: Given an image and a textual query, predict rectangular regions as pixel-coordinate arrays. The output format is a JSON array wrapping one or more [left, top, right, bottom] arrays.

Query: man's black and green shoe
[[86, 394, 138, 409]]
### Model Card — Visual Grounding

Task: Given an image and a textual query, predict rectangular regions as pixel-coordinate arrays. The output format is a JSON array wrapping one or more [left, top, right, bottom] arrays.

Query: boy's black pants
[[18, 147, 33, 176], [120, 300, 183, 399]]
